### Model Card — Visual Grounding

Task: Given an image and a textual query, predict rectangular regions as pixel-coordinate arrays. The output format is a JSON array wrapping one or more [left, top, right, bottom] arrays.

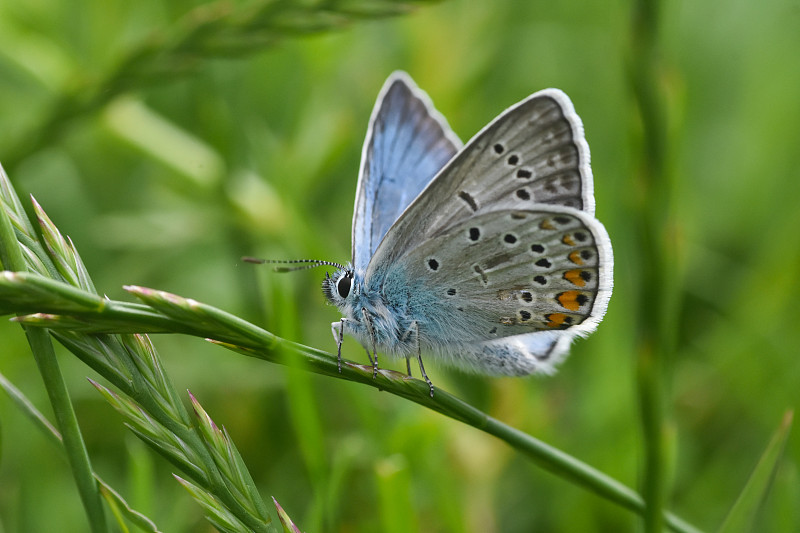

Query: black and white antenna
[[242, 257, 347, 273]]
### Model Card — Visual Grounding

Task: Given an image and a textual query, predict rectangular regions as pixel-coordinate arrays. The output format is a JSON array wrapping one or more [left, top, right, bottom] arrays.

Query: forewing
[[392, 207, 612, 343], [351, 71, 462, 271], [368, 89, 594, 272]]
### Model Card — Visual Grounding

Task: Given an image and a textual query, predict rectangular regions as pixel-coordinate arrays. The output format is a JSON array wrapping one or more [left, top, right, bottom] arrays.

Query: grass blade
[[717, 410, 794, 533]]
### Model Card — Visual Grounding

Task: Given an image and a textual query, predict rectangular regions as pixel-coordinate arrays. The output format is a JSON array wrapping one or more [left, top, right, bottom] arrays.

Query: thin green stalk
[[1, 273, 704, 533], [0, 198, 107, 531], [629, 0, 676, 531]]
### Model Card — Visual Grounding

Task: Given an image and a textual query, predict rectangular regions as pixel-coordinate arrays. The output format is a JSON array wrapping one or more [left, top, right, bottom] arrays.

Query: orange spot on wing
[[557, 291, 582, 311], [564, 269, 586, 287], [562, 234, 576, 246], [545, 313, 568, 328], [539, 218, 555, 230], [568, 251, 584, 265]]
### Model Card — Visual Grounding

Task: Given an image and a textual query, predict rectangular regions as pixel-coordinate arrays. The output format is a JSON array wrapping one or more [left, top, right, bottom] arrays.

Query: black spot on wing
[[458, 191, 479, 211], [516, 169, 532, 179]]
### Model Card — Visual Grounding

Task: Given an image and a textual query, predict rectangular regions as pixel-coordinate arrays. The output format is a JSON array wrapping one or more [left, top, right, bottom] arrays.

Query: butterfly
[[249, 72, 613, 397]]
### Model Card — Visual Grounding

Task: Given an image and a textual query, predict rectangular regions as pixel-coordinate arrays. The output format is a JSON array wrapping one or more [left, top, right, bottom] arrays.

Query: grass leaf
[[717, 410, 794, 533]]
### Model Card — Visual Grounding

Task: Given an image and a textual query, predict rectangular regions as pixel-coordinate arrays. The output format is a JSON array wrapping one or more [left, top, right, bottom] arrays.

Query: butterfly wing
[[380, 206, 612, 375], [367, 88, 595, 273], [351, 71, 462, 272], [354, 81, 611, 374]]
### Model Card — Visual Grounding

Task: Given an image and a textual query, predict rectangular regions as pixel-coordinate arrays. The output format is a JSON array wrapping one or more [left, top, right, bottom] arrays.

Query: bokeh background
[[1, 0, 798, 531]]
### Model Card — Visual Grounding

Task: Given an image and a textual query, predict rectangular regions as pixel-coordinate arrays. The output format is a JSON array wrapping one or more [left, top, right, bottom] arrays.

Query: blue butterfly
[[253, 72, 613, 396]]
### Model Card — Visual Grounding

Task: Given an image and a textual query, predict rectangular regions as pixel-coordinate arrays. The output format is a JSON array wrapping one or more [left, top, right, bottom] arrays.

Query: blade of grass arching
[[0, 371, 162, 532], [3, 276, 704, 533], [0, 182, 107, 532], [717, 411, 793, 533]]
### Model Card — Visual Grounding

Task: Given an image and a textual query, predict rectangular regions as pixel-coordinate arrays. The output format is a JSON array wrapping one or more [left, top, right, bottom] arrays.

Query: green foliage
[[0, 0, 798, 531]]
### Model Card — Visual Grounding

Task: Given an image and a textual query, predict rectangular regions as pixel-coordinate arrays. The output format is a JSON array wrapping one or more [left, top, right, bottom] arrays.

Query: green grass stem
[[1, 271, 703, 533]]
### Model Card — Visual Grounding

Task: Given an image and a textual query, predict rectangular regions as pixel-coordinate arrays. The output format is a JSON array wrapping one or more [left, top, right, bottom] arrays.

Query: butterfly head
[[322, 267, 355, 306], [242, 257, 354, 306]]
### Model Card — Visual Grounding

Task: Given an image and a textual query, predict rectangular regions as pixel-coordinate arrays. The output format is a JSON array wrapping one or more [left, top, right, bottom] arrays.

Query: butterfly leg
[[364, 347, 374, 366], [331, 320, 346, 373], [410, 321, 434, 397], [399, 329, 414, 377], [361, 308, 379, 378]]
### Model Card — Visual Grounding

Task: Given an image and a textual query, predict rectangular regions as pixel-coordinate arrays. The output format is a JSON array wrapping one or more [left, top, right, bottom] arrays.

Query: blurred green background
[[1, 0, 798, 531]]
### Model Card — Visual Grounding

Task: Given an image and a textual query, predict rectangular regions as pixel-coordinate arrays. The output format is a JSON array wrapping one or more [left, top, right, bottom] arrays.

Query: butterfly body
[[315, 71, 613, 392]]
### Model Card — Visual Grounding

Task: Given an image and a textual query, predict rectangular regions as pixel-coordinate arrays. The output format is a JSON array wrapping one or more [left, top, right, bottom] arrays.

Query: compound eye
[[337, 272, 352, 298]]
